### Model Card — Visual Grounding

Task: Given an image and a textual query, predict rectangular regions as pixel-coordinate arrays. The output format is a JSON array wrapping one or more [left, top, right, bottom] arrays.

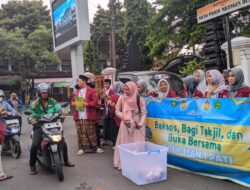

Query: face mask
[[0, 97, 3, 102]]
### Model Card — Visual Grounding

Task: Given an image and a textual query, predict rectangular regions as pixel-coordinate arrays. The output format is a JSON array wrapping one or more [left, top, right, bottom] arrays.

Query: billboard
[[197, 0, 250, 23], [51, 0, 90, 52]]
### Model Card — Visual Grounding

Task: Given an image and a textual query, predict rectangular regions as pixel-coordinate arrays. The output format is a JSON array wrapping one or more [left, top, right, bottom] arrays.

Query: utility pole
[[110, 0, 116, 68], [225, 15, 234, 69]]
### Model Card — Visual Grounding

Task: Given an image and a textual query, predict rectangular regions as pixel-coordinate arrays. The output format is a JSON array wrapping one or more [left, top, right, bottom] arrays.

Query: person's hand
[[101, 93, 106, 99], [208, 85, 218, 94], [31, 118, 37, 125], [123, 119, 130, 125], [1, 111, 9, 115], [0, 107, 3, 113], [135, 122, 142, 129]]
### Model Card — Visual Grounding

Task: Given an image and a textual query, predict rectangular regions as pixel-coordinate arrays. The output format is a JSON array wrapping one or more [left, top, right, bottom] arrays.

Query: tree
[[91, 5, 110, 60], [0, 0, 50, 36], [179, 59, 205, 77], [0, 0, 60, 91], [0, 28, 26, 70], [83, 41, 99, 74], [22, 25, 61, 90], [145, 0, 210, 61], [123, 0, 153, 70]]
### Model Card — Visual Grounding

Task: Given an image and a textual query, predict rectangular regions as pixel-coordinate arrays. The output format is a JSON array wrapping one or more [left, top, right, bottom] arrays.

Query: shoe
[[77, 149, 84, 156], [65, 162, 75, 167], [29, 166, 37, 175], [114, 167, 121, 171], [107, 141, 113, 146], [100, 140, 107, 146], [0, 174, 13, 181], [96, 148, 104, 153]]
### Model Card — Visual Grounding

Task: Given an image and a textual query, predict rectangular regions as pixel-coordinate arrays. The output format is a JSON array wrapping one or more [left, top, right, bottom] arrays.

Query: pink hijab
[[122, 81, 139, 121]]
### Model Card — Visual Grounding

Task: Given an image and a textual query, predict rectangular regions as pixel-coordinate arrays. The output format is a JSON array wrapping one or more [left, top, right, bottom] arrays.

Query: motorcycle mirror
[[24, 111, 32, 116], [60, 102, 69, 108]]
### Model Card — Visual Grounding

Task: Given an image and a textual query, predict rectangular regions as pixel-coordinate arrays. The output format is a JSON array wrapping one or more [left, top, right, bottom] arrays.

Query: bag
[[0, 120, 5, 144]]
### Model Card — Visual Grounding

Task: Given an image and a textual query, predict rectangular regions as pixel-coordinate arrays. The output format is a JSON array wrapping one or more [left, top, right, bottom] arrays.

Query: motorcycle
[[25, 102, 68, 181], [1, 113, 21, 159]]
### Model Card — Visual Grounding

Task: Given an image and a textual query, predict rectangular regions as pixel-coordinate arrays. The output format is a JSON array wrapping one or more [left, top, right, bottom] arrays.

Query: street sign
[[197, 0, 250, 23]]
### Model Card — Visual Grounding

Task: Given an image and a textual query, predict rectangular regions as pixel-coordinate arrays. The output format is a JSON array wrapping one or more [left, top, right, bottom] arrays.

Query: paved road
[[1, 115, 248, 190]]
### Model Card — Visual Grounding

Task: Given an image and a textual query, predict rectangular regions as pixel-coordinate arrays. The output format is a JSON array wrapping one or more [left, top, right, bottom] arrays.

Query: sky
[[0, 0, 111, 23]]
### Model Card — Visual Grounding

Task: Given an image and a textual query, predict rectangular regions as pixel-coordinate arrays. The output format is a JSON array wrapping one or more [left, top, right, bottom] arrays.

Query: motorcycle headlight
[[51, 135, 62, 142]]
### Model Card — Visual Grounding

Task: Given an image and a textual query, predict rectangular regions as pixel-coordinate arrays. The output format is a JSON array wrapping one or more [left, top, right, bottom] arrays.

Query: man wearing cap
[[101, 79, 114, 146], [72, 75, 104, 155]]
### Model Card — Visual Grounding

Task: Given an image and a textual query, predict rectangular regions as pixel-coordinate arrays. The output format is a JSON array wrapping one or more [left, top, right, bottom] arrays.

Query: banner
[[197, 0, 250, 23], [146, 98, 250, 187]]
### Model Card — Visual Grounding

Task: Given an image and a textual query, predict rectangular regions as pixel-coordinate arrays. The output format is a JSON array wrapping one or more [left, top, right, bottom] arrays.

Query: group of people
[[0, 65, 249, 180], [0, 91, 22, 181], [71, 66, 250, 170], [157, 67, 250, 99], [71, 75, 147, 170]]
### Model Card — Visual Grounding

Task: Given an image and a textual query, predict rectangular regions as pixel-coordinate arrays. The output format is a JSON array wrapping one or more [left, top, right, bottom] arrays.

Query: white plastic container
[[119, 141, 168, 185]]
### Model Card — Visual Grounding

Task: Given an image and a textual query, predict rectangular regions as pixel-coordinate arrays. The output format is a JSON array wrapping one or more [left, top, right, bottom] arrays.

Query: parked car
[[116, 71, 183, 96]]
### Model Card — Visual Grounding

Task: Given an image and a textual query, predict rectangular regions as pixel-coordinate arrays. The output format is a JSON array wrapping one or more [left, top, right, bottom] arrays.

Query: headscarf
[[206, 69, 227, 97], [113, 81, 123, 96], [183, 75, 199, 98], [228, 67, 246, 97], [194, 70, 207, 95], [157, 79, 170, 98], [123, 81, 138, 115], [136, 80, 148, 98]]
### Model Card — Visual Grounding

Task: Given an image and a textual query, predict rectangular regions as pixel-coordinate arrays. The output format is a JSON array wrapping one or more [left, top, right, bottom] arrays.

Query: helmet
[[0, 90, 5, 97], [37, 83, 50, 93]]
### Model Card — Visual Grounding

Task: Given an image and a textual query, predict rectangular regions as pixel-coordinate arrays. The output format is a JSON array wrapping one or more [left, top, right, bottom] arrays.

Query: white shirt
[[78, 88, 87, 120]]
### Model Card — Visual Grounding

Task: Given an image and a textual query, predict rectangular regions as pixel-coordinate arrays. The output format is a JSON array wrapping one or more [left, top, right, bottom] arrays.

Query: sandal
[[0, 175, 13, 182], [65, 162, 75, 167]]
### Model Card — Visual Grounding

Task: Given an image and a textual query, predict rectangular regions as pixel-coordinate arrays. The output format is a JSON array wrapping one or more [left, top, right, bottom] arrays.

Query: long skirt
[[76, 120, 98, 151]]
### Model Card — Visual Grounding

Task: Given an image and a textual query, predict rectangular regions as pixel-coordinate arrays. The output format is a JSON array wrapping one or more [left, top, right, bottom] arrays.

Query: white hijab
[[158, 79, 170, 98], [194, 70, 207, 95], [205, 69, 228, 98]]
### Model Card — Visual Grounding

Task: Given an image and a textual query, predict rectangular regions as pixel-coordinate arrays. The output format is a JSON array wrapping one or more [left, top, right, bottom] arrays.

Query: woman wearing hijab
[[157, 78, 177, 98], [107, 81, 124, 147], [205, 69, 227, 98], [193, 70, 207, 96], [114, 81, 147, 170], [136, 80, 158, 98], [182, 75, 203, 98], [219, 67, 250, 98]]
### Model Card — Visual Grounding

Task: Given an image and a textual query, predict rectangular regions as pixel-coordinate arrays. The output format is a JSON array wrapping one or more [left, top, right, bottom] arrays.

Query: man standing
[[72, 75, 104, 155], [101, 79, 114, 146]]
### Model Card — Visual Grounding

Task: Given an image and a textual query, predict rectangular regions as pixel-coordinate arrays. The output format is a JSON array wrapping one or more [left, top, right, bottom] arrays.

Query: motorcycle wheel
[[10, 139, 21, 159], [54, 153, 64, 181]]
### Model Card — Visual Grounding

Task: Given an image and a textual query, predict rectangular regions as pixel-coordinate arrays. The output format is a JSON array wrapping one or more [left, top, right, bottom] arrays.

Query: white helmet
[[37, 83, 50, 93], [0, 90, 4, 97]]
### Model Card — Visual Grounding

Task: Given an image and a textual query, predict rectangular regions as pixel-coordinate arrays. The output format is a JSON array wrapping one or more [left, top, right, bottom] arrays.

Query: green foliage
[[179, 59, 205, 77], [83, 41, 99, 74], [0, 0, 50, 36], [145, 0, 210, 60], [0, 0, 60, 80], [5, 75, 21, 86]]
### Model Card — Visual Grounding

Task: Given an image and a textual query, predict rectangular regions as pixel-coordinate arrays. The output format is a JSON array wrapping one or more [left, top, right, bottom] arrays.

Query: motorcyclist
[[0, 90, 16, 116], [28, 83, 74, 175]]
